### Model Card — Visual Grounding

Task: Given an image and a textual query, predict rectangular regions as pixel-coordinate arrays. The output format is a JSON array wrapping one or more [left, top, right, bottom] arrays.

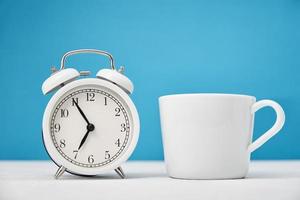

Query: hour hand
[[78, 130, 90, 150], [73, 101, 90, 125], [78, 124, 95, 150]]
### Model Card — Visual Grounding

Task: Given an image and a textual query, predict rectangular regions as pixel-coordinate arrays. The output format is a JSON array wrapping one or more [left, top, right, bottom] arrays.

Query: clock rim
[[42, 78, 140, 175]]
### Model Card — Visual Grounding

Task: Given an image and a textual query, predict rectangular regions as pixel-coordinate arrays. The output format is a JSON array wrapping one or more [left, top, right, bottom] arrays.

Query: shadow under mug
[[159, 94, 285, 179]]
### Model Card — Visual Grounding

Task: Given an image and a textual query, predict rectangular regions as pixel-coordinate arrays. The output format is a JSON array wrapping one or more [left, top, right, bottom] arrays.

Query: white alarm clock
[[41, 49, 140, 179]]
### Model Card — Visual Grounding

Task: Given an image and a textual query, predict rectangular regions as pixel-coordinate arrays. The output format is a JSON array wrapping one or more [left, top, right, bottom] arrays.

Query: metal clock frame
[[42, 49, 139, 179]]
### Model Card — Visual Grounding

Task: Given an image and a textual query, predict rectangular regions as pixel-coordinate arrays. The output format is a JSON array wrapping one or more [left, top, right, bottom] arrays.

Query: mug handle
[[248, 100, 285, 153]]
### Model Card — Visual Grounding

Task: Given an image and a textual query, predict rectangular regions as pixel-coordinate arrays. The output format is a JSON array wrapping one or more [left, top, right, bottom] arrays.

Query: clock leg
[[55, 166, 66, 179], [114, 166, 125, 179]]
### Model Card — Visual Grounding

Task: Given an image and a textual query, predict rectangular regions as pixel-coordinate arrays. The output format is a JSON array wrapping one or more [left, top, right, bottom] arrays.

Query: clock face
[[49, 85, 132, 168]]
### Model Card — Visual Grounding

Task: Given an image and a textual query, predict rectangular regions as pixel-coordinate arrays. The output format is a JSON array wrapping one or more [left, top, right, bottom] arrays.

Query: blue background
[[0, 0, 299, 160]]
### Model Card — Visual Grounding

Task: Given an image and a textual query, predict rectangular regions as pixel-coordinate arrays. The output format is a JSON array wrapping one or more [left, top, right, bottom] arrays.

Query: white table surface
[[0, 161, 300, 200]]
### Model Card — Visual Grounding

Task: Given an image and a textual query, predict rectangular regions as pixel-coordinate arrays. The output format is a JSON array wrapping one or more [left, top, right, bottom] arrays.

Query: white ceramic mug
[[159, 94, 285, 179]]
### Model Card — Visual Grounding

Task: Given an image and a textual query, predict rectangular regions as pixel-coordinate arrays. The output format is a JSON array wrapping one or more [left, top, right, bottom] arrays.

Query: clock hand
[[73, 101, 90, 125], [78, 130, 90, 150], [78, 123, 95, 150]]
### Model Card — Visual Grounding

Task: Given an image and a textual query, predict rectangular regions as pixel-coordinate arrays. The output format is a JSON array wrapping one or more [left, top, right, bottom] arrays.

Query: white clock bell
[[41, 49, 140, 179]]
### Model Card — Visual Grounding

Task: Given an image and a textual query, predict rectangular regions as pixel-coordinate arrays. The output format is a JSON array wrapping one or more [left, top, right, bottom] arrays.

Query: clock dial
[[49, 85, 131, 168]]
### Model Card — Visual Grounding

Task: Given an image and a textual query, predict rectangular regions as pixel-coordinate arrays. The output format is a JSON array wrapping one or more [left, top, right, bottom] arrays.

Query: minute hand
[[74, 101, 90, 124]]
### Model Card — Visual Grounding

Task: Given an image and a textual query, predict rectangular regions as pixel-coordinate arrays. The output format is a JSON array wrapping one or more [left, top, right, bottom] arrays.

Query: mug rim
[[159, 93, 256, 101]]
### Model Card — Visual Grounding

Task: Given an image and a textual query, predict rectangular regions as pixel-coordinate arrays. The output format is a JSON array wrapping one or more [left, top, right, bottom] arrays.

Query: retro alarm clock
[[41, 49, 140, 179]]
